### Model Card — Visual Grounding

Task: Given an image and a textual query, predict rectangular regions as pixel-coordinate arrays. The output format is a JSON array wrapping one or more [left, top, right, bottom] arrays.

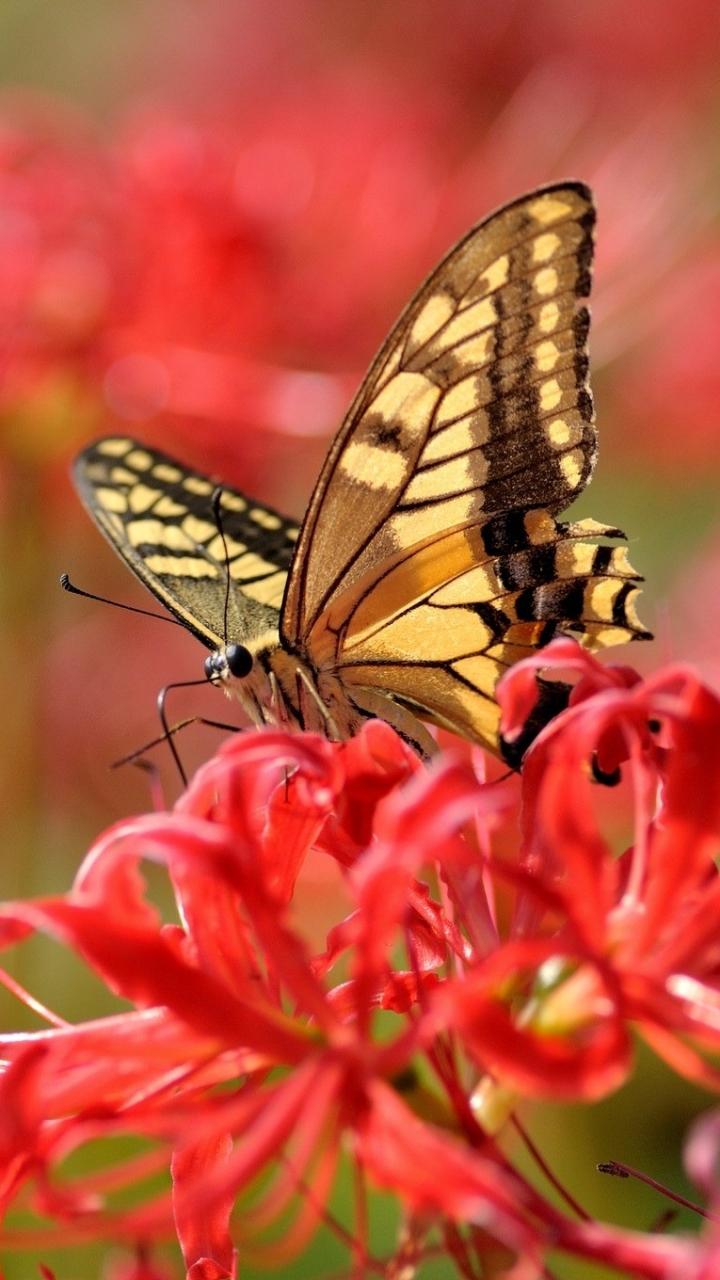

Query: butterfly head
[[204, 644, 254, 685], [203, 635, 290, 731]]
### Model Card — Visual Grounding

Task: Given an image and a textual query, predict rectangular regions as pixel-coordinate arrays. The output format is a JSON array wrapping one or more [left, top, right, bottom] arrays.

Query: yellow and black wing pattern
[[283, 182, 651, 758], [73, 437, 300, 648], [74, 183, 651, 764]]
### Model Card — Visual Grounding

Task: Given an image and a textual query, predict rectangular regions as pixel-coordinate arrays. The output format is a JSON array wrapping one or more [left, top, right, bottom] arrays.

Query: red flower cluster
[[1, 71, 718, 492], [1, 641, 720, 1275]]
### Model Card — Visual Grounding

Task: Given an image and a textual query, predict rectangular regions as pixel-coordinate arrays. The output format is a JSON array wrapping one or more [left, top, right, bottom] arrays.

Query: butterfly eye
[[225, 644, 254, 679]]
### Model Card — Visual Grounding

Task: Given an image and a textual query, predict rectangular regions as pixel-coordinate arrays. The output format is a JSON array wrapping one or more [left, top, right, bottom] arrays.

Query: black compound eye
[[204, 655, 216, 680], [225, 644, 253, 679]]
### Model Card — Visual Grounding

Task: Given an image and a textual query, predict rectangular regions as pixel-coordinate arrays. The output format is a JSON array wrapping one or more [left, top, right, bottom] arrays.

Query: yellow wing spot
[[537, 301, 561, 334], [98, 438, 133, 457], [241, 571, 288, 608], [340, 441, 408, 492], [539, 379, 562, 411], [535, 339, 560, 373], [436, 297, 496, 351], [404, 452, 483, 505], [478, 254, 509, 294], [434, 375, 481, 429], [390, 492, 480, 549], [183, 476, 214, 496], [560, 449, 584, 488], [532, 232, 561, 263], [153, 463, 183, 483], [207, 533, 247, 560], [407, 292, 456, 355], [608, 547, 636, 576], [249, 507, 282, 531], [154, 495, 187, 518], [111, 467, 141, 486], [95, 486, 127, 514], [144, 554, 219, 579], [528, 193, 576, 225], [365, 370, 441, 433], [533, 266, 559, 297], [619, 587, 645, 631], [219, 492, 247, 513], [422, 419, 480, 464], [556, 543, 595, 576], [451, 655, 503, 699], [182, 514, 218, 543], [229, 551, 282, 581], [585, 578, 624, 623], [524, 509, 557, 544], [545, 416, 582, 450], [126, 449, 153, 471], [580, 625, 636, 649], [127, 518, 195, 551], [449, 329, 494, 371], [286, 527, 300, 541], [569, 518, 622, 538], [129, 483, 162, 514]]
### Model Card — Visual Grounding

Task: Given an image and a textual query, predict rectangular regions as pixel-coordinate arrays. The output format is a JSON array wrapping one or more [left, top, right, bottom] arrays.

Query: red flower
[[479, 638, 720, 1093], [0, 663, 718, 1274]]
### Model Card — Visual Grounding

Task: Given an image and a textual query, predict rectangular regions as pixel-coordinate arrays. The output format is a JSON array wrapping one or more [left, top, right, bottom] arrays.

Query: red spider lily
[[0, 657, 717, 1274], [0, 86, 449, 493], [489, 638, 720, 1092]]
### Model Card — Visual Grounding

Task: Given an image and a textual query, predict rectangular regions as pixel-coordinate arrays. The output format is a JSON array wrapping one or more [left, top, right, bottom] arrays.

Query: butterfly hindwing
[[333, 513, 648, 752], [73, 438, 300, 650]]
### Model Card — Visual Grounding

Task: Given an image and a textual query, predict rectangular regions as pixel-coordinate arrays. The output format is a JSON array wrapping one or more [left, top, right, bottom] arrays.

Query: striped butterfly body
[[74, 183, 651, 765]]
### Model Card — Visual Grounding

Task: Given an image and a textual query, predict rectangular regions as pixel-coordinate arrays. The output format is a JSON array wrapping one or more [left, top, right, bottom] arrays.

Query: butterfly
[[73, 182, 651, 765]]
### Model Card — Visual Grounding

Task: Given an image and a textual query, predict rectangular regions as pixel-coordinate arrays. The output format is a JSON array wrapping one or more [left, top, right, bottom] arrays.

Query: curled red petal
[[172, 1134, 235, 1275]]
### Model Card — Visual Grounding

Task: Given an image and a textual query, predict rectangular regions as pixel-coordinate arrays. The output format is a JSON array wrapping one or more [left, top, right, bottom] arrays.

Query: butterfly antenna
[[60, 573, 185, 627], [211, 488, 232, 644]]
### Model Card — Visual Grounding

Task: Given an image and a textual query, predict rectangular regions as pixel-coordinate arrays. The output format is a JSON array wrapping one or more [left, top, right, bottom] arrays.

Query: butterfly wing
[[73, 437, 300, 649], [281, 183, 650, 754]]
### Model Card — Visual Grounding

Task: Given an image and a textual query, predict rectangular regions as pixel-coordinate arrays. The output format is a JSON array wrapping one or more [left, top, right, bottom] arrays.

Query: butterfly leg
[[294, 666, 342, 740], [268, 670, 290, 727]]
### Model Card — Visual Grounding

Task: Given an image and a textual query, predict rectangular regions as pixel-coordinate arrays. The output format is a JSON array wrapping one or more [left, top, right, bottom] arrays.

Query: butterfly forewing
[[73, 438, 300, 649], [283, 184, 598, 644]]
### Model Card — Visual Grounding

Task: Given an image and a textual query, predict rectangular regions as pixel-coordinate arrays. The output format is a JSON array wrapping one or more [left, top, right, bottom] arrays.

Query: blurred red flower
[[2, 61, 719, 495], [1, 647, 720, 1273]]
